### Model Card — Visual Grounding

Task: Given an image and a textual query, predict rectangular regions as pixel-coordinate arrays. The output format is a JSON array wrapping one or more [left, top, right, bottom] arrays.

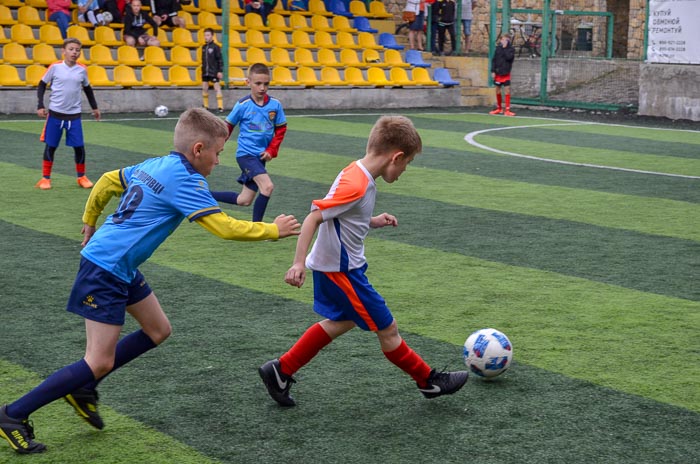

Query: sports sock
[[211, 190, 239, 205], [82, 329, 157, 391], [76, 163, 86, 177], [42, 160, 53, 179], [279, 323, 332, 376], [505, 94, 511, 109], [496, 92, 502, 109], [383, 339, 432, 387], [202, 94, 209, 108], [252, 194, 270, 222], [6, 359, 95, 420], [216, 95, 223, 110]]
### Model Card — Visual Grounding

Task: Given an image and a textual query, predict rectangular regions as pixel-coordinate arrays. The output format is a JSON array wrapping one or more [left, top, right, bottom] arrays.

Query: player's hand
[[217, 72, 223, 80], [285, 263, 306, 288], [93, 109, 101, 121], [81, 224, 96, 247], [370, 212, 398, 228], [260, 151, 272, 162], [37, 108, 48, 118], [273, 214, 300, 238]]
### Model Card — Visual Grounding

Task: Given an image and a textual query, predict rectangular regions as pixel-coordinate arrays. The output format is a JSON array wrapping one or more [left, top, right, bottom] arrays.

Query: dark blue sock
[[252, 194, 270, 222], [7, 359, 94, 419], [83, 329, 157, 391], [211, 191, 239, 205]]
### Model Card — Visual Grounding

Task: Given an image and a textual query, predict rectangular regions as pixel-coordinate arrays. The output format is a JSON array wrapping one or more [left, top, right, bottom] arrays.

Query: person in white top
[[461, 0, 476, 53], [258, 115, 470, 408]]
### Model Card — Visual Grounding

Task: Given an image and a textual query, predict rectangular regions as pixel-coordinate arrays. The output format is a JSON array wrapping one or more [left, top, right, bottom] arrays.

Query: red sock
[[75, 163, 86, 177], [383, 339, 432, 387], [505, 94, 511, 109], [496, 92, 502, 109], [42, 160, 53, 178], [279, 323, 332, 376]]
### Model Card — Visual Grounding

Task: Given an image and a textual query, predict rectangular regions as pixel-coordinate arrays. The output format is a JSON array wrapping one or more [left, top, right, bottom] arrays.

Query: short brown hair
[[366, 115, 422, 158], [63, 38, 82, 49], [248, 63, 270, 77], [174, 108, 228, 154]]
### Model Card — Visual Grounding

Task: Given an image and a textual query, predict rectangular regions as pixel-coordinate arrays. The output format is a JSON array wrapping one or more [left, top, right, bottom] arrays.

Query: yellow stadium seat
[[3, 43, 33, 65], [267, 13, 291, 32], [311, 14, 334, 32], [177, 10, 199, 30], [229, 13, 246, 31], [2, 0, 24, 7], [320, 67, 348, 86], [358, 31, 383, 49], [349, 1, 370, 17], [362, 48, 385, 67], [89, 44, 119, 66], [113, 64, 142, 86], [87, 65, 116, 86], [180, 0, 200, 13], [78, 49, 91, 65], [244, 13, 269, 31], [172, 28, 198, 47], [199, 0, 222, 14], [273, 1, 291, 15], [332, 16, 356, 33], [308, 0, 332, 16], [0, 64, 27, 86], [32, 43, 60, 65], [293, 48, 319, 67], [411, 67, 439, 86], [228, 66, 247, 85], [169, 65, 199, 86], [171, 45, 199, 66], [0, 6, 18, 26], [94, 26, 122, 46], [317, 48, 342, 67], [384, 49, 410, 68], [271, 66, 303, 86], [343, 66, 371, 86], [369, 1, 394, 19], [155, 28, 175, 47], [339, 48, 364, 67], [390, 67, 417, 86], [245, 47, 270, 65], [292, 30, 315, 49], [118, 45, 144, 66], [25, 64, 47, 86], [0, 27, 9, 45], [227, 47, 249, 67], [27, 0, 48, 7], [245, 30, 270, 48], [18, 6, 44, 26], [314, 30, 338, 49], [336, 31, 360, 49], [144, 46, 172, 66], [67, 25, 95, 46], [39, 24, 64, 45], [296, 66, 321, 86], [11, 24, 40, 45], [142, 65, 170, 86], [367, 67, 394, 86], [289, 13, 312, 32], [71, 9, 92, 28], [270, 47, 295, 67], [269, 30, 293, 49], [197, 11, 221, 31]]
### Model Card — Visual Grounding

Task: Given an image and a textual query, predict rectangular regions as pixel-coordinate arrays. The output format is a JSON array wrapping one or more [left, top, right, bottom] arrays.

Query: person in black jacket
[[149, 0, 186, 29], [436, 0, 456, 55], [490, 33, 516, 116], [201, 28, 224, 113], [123, 0, 160, 47]]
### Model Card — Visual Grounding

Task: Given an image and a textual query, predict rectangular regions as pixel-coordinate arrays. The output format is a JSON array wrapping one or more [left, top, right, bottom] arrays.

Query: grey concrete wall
[[638, 64, 700, 122], [0, 87, 461, 115]]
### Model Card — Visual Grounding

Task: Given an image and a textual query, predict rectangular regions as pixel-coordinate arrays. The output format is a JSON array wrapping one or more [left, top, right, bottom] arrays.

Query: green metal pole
[[488, 0, 497, 85], [643, 0, 649, 61], [427, 4, 433, 53], [606, 12, 614, 58], [502, 0, 510, 35], [539, 0, 550, 102], [550, 11, 557, 56], [222, 0, 229, 88], [455, 0, 462, 54]]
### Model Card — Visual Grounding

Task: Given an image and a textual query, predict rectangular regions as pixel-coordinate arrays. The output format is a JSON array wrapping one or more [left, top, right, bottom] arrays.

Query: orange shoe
[[35, 178, 51, 190], [489, 108, 503, 115], [503, 109, 516, 117], [77, 176, 94, 189]]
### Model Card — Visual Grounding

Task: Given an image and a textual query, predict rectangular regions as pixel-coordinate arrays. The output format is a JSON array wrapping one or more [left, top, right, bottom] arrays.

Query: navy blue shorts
[[66, 258, 152, 326], [312, 264, 394, 332], [236, 155, 267, 191], [41, 114, 83, 148]]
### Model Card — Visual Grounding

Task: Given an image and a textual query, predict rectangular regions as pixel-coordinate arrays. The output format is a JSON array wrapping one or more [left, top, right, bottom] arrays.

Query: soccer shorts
[[203, 75, 220, 83], [41, 114, 84, 148], [494, 73, 511, 86], [236, 154, 267, 191], [312, 264, 394, 332], [66, 258, 153, 325]]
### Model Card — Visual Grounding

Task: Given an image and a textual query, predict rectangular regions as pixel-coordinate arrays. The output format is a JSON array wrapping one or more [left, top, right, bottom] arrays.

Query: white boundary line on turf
[[464, 122, 700, 179]]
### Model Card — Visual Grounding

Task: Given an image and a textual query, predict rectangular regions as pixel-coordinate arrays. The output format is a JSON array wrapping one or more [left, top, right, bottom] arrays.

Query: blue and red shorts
[[41, 114, 84, 148], [494, 73, 511, 86]]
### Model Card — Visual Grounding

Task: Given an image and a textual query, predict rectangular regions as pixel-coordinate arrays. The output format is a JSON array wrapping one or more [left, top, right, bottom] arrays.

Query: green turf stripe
[[0, 359, 221, 463]]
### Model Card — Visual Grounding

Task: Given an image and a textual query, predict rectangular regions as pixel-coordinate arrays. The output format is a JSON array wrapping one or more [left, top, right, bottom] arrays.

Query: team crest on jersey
[[268, 111, 276, 121]]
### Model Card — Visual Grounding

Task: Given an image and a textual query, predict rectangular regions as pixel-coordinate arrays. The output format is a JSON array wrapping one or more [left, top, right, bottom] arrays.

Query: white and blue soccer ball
[[463, 328, 513, 378], [154, 105, 169, 117]]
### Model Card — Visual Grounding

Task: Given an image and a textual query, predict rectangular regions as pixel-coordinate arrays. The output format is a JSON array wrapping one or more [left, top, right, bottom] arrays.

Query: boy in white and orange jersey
[[258, 115, 469, 407]]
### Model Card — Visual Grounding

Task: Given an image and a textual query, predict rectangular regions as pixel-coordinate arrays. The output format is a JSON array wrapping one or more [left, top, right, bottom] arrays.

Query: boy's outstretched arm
[[370, 212, 398, 228], [285, 209, 323, 288], [196, 213, 299, 241]]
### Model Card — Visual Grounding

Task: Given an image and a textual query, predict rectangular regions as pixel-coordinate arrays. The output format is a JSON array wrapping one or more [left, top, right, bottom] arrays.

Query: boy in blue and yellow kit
[[0, 108, 300, 455], [211, 63, 287, 222]]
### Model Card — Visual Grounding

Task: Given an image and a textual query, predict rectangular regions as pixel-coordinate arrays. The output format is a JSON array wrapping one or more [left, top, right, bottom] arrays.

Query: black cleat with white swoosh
[[418, 369, 469, 399], [259, 359, 297, 407]]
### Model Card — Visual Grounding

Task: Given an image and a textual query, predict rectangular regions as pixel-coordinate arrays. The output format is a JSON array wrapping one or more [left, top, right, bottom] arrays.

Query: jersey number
[[112, 185, 144, 224]]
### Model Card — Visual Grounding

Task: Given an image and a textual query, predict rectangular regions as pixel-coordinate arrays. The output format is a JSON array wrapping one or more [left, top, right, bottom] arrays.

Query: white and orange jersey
[[306, 160, 376, 272]]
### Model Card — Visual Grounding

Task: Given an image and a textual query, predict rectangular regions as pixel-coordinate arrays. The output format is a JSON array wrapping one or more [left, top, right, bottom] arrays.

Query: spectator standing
[[403, 0, 425, 51], [461, 0, 475, 53], [437, 0, 456, 55], [489, 34, 516, 116]]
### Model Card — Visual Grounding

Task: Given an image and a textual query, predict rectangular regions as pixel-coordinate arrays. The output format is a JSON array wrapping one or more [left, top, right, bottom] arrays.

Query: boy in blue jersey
[[0, 108, 300, 455], [211, 63, 287, 222]]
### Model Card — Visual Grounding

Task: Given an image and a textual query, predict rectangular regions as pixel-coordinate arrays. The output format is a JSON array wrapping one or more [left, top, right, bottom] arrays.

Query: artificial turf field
[[0, 109, 698, 463]]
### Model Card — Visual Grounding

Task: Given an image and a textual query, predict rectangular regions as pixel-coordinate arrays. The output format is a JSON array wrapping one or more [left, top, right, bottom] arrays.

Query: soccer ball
[[101, 11, 113, 24], [463, 328, 513, 378], [154, 105, 169, 117]]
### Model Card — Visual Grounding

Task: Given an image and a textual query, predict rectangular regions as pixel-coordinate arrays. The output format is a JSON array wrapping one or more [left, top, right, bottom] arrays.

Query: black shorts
[[203, 75, 220, 83], [160, 15, 178, 27]]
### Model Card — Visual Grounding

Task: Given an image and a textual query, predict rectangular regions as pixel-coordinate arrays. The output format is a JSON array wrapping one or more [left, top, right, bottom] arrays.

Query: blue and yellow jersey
[[226, 94, 286, 158]]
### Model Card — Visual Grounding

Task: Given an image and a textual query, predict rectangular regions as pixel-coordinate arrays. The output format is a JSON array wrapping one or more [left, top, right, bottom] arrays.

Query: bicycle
[[510, 19, 560, 58]]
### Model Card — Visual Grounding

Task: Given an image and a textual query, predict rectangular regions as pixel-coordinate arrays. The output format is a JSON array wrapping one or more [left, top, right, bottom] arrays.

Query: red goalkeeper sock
[[279, 323, 332, 376], [42, 160, 53, 178], [496, 92, 502, 109], [505, 94, 511, 109], [383, 339, 432, 387]]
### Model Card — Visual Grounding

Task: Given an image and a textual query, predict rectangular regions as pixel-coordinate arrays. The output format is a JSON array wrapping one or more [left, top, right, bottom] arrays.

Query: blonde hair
[[173, 108, 228, 154], [366, 115, 422, 158]]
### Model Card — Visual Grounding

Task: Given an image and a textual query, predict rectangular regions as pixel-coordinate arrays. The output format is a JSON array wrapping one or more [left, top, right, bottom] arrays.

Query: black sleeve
[[83, 85, 99, 110], [146, 14, 159, 36], [215, 45, 223, 74], [37, 80, 47, 110], [504, 45, 515, 63]]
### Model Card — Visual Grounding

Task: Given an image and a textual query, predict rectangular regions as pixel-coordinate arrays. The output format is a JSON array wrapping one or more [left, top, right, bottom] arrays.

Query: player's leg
[[66, 118, 93, 188], [490, 82, 503, 114], [251, 172, 274, 221], [202, 80, 210, 109], [35, 116, 63, 189], [503, 84, 515, 116], [214, 81, 223, 112]]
